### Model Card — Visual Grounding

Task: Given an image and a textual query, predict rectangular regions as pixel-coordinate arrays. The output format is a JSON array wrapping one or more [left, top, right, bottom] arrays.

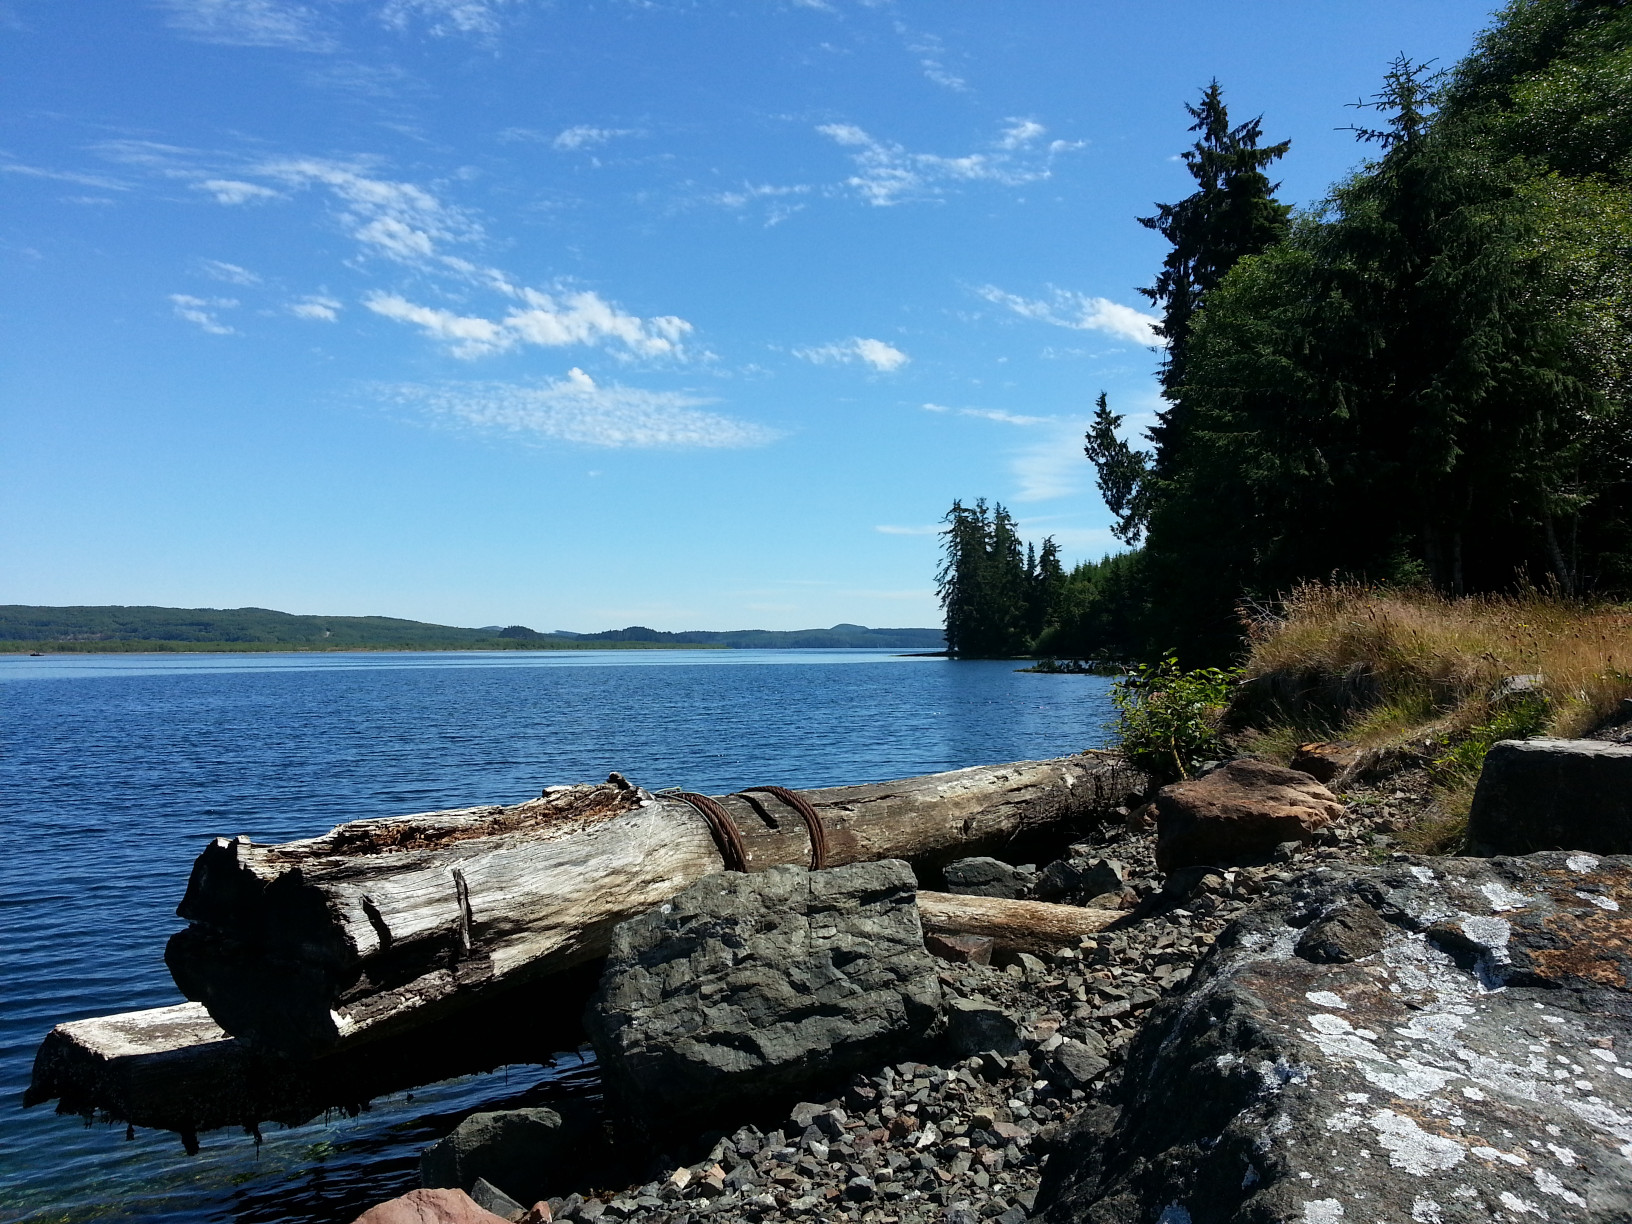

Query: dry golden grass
[[1235, 584, 1632, 853], [1240, 583, 1632, 744]]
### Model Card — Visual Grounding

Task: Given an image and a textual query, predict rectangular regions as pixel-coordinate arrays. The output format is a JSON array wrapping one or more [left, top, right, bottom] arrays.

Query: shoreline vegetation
[[0, 605, 945, 656]]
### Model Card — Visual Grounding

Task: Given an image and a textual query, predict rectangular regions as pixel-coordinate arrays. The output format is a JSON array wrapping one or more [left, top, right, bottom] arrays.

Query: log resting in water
[[25, 969, 600, 1144], [166, 753, 1139, 1059]]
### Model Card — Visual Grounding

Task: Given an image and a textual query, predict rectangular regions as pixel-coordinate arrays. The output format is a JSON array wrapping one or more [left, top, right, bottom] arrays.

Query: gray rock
[[1469, 737, 1632, 855], [1032, 857, 1125, 903], [1032, 852, 1632, 1224], [946, 999, 1021, 1057], [1294, 896, 1390, 963], [941, 857, 1037, 900], [585, 861, 942, 1126], [420, 1108, 568, 1208], [1048, 1039, 1107, 1089], [470, 1177, 525, 1222]]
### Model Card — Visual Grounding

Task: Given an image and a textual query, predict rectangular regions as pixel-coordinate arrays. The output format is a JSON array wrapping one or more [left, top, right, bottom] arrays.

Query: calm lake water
[[0, 649, 1114, 1223]]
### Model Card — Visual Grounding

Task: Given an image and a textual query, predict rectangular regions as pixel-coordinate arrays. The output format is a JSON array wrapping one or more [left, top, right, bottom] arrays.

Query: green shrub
[[1432, 693, 1553, 783], [1111, 657, 1240, 784]]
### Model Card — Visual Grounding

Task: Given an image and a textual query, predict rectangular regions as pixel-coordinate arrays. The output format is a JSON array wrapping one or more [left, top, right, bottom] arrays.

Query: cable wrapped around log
[[667, 791, 749, 873], [163, 752, 1142, 1059], [738, 785, 828, 869]]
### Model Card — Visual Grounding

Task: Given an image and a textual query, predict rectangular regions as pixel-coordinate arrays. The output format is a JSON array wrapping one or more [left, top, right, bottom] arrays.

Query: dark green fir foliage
[[938, 500, 1067, 657]]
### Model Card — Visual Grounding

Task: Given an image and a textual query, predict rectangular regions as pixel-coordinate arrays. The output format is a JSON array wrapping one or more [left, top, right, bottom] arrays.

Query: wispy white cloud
[[900, 28, 967, 92], [1010, 419, 1093, 501], [365, 287, 693, 360], [170, 293, 238, 334], [197, 178, 282, 205], [159, 0, 335, 51], [922, 402, 1046, 426], [380, 0, 516, 38], [713, 182, 810, 225], [291, 294, 341, 321], [552, 125, 638, 151], [200, 259, 260, 285], [817, 118, 1078, 206], [268, 157, 478, 259], [976, 285, 1163, 348], [795, 336, 909, 373], [874, 524, 941, 536], [380, 368, 780, 449], [1, 161, 126, 190]]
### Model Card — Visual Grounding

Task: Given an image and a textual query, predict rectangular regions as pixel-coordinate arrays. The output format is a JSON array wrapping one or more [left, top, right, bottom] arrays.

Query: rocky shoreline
[[359, 738, 1632, 1224]]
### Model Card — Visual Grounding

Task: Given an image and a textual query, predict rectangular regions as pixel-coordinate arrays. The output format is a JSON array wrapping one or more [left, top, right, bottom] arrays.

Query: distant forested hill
[[0, 606, 943, 653]]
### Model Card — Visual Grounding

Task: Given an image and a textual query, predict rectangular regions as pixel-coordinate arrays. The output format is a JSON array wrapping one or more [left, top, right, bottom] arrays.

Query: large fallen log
[[25, 970, 600, 1144], [166, 754, 1138, 1059], [917, 892, 1123, 958]]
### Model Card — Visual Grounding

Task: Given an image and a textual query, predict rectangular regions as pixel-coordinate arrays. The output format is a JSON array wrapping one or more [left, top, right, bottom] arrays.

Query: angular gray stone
[[420, 1108, 568, 1209], [941, 857, 1037, 900], [1048, 1038, 1108, 1089], [1032, 852, 1632, 1224], [470, 1178, 525, 1222], [1469, 737, 1632, 855], [585, 861, 942, 1127], [946, 998, 1021, 1057], [1032, 857, 1125, 904]]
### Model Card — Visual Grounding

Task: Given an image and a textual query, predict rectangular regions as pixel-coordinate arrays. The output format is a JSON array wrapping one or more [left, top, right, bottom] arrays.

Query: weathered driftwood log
[[26, 970, 599, 1143], [167, 754, 1137, 1059], [917, 892, 1122, 958]]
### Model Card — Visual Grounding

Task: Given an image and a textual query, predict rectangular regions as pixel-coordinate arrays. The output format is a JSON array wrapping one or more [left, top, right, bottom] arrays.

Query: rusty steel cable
[[669, 791, 749, 873], [738, 785, 828, 870]]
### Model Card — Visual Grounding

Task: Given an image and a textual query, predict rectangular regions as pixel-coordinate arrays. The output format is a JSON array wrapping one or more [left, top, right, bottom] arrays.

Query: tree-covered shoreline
[[943, 0, 1632, 665]]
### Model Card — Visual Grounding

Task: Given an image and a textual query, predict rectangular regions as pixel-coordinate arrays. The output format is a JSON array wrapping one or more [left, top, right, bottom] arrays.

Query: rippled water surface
[[0, 649, 1113, 1223]]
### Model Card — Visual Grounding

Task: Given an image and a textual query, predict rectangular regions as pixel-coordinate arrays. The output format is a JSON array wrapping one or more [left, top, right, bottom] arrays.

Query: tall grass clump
[[1234, 584, 1632, 849]]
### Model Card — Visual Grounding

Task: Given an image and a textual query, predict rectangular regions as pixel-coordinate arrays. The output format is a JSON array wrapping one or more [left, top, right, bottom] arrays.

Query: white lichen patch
[[1481, 881, 1536, 912], [1532, 1168, 1586, 1207], [1410, 1196, 1442, 1223], [1458, 915, 1514, 964], [1575, 891, 1619, 911], [1368, 1109, 1466, 1173], [1565, 854, 1600, 874], [1307, 990, 1349, 1010], [1300, 1199, 1344, 1223]]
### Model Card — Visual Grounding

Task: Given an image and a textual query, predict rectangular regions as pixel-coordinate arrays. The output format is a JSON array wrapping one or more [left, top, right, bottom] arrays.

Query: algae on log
[[166, 754, 1137, 1059]]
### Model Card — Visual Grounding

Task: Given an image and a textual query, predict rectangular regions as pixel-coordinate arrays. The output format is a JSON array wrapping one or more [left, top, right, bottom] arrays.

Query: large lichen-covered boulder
[[1469, 738, 1632, 856], [1032, 852, 1632, 1224], [1153, 759, 1343, 871], [584, 861, 942, 1127]]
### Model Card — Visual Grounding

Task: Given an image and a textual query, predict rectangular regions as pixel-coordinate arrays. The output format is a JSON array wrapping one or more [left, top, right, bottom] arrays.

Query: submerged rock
[[1032, 852, 1632, 1224], [584, 861, 942, 1127], [1153, 759, 1343, 871], [1469, 738, 1632, 856], [420, 1108, 569, 1209]]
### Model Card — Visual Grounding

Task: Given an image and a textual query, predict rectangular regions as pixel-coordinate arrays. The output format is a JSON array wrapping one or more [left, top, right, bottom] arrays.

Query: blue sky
[[2, 0, 1500, 632]]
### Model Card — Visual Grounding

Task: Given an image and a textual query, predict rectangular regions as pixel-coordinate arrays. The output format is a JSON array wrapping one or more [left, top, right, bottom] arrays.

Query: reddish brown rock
[[1153, 759, 1342, 871], [1288, 740, 1361, 784], [924, 932, 995, 965], [351, 1188, 510, 1224]]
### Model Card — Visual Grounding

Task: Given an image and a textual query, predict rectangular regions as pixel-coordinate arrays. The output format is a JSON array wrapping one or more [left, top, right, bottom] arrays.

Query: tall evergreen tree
[[1138, 81, 1292, 396]]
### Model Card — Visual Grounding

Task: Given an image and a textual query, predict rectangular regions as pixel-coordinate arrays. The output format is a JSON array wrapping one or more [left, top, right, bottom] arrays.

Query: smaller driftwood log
[[917, 892, 1123, 958], [166, 754, 1138, 1059]]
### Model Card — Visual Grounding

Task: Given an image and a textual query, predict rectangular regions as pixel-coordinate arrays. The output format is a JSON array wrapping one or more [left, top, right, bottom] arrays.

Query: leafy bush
[[1432, 693, 1553, 783], [1111, 657, 1240, 784]]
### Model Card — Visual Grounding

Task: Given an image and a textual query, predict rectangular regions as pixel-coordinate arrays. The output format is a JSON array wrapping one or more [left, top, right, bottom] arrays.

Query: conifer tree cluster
[[945, 0, 1632, 664], [936, 500, 1063, 658]]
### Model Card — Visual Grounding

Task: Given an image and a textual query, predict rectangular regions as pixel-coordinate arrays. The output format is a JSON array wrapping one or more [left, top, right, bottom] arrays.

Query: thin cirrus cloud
[[922, 402, 1046, 426], [365, 288, 692, 360], [874, 524, 941, 536], [380, 368, 781, 449], [552, 125, 639, 151], [160, 0, 337, 51], [818, 118, 1081, 206], [379, 0, 518, 38], [291, 295, 341, 321], [977, 284, 1164, 348], [170, 293, 238, 334], [200, 259, 260, 285], [794, 337, 910, 373]]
